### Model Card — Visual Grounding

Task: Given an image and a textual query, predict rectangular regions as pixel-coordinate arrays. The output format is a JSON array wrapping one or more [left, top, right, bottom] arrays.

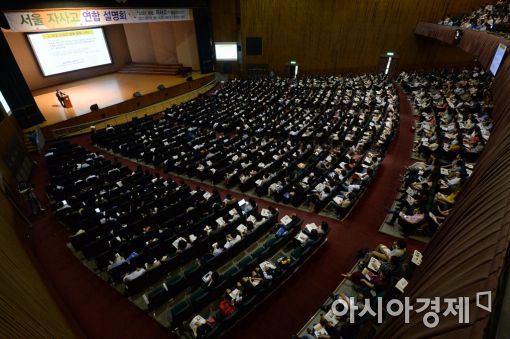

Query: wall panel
[[124, 21, 200, 68], [171, 20, 201, 70], [0, 117, 27, 194], [124, 23, 156, 64], [210, 0, 238, 42], [0, 169, 77, 338], [211, 0, 489, 74]]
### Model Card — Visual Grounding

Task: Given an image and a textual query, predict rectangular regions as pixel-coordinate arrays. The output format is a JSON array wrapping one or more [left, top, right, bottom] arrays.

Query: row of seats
[[45, 143, 275, 296], [399, 69, 492, 163], [439, 0, 510, 35], [144, 218, 302, 311], [171, 220, 327, 338], [389, 69, 493, 237], [45, 141, 328, 338], [92, 75, 399, 218], [387, 157, 475, 238], [296, 240, 417, 339]]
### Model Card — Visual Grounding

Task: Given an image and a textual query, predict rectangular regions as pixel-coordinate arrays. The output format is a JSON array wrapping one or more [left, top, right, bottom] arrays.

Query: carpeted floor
[[27, 88, 424, 339]]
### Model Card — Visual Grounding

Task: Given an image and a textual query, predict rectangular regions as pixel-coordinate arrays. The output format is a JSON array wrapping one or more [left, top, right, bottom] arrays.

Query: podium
[[63, 95, 72, 108]]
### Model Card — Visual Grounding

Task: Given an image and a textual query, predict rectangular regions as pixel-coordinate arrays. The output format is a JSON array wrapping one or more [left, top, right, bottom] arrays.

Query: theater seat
[[169, 300, 192, 326], [144, 285, 169, 311], [238, 255, 254, 269], [124, 274, 148, 296], [165, 274, 185, 296], [224, 265, 241, 282], [190, 287, 210, 310], [184, 262, 202, 283]]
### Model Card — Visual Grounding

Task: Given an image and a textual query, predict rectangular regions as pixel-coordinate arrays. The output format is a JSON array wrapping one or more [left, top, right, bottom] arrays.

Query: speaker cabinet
[[246, 37, 262, 55]]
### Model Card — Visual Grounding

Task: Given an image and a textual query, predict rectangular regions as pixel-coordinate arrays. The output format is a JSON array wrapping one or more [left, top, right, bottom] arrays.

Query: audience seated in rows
[[296, 239, 412, 339], [390, 69, 492, 237], [172, 218, 328, 337], [439, 0, 510, 35], [92, 75, 399, 218]]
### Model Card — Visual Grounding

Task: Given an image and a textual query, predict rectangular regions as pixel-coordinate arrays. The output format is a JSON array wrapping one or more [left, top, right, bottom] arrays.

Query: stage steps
[[118, 63, 191, 76]]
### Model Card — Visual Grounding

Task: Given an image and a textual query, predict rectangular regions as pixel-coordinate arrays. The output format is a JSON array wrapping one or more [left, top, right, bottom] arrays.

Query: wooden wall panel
[[0, 117, 25, 192], [0, 116, 78, 337], [210, 0, 240, 74], [211, 0, 489, 74], [210, 0, 238, 42], [0, 180, 77, 338]]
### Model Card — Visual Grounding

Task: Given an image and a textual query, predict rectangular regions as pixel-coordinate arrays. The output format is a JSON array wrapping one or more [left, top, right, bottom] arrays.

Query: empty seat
[[264, 237, 277, 248], [238, 256, 254, 269], [190, 287, 210, 310], [251, 246, 265, 258], [224, 266, 241, 280], [184, 262, 202, 283], [165, 274, 185, 296], [169, 300, 192, 326], [144, 285, 169, 310], [124, 273, 148, 296]]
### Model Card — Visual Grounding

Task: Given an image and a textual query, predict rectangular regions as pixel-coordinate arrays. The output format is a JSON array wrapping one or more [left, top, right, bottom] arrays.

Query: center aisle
[[28, 88, 424, 339]]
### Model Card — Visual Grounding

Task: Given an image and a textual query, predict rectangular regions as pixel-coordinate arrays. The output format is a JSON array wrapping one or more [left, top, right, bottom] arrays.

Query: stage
[[31, 72, 211, 127]]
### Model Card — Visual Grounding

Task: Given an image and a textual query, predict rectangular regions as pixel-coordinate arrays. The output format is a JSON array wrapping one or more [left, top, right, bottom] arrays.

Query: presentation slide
[[490, 43, 507, 76], [27, 28, 112, 76], [215, 43, 238, 61]]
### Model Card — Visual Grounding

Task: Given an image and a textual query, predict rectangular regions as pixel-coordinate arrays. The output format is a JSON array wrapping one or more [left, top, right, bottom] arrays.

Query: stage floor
[[31, 72, 208, 127]]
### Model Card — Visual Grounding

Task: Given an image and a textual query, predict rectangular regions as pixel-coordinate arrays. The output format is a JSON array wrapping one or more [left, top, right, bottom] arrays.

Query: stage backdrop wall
[[123, 21, 200, 70], [211, 0, 489, 74], [3, 24, 131, 91]]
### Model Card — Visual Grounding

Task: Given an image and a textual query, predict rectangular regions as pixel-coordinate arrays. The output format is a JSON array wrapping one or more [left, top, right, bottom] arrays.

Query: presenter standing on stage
[[56, 89, 65, 107]]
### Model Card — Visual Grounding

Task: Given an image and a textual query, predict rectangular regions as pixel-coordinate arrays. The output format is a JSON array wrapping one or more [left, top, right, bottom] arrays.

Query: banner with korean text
[[4, 8, 191, 32]]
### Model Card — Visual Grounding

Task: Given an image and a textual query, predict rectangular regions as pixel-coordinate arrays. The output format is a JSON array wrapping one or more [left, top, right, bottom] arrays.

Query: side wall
[[0, 117, 77, 338], [378, 26, 510, 338], [0, 116, 30, 198], [0, 188, 77, 338], [211, 0, 489, 74]]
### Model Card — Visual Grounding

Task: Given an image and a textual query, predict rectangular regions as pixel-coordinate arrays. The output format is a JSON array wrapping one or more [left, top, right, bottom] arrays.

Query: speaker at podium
[[62, 94, 73, 108], [56, 89, 72, 108]]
